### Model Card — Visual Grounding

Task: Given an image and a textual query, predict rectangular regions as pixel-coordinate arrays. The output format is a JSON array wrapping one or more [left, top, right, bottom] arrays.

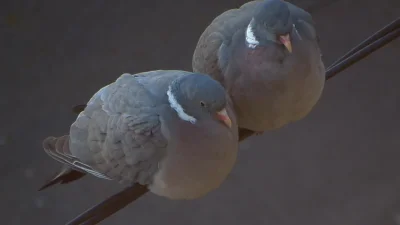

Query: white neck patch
[[245, 20, 259, 48], [167, 85, 196, 124]]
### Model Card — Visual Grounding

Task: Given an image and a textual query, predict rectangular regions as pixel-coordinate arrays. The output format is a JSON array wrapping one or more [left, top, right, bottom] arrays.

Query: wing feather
[[44, 73, 169, 186]]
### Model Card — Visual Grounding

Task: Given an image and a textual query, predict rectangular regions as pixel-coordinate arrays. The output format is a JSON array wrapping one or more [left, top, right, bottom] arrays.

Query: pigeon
[[40, 70, 239, 205], [192, 0, 326, 137]]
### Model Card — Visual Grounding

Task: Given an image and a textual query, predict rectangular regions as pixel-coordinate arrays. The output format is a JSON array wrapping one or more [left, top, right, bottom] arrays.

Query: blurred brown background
[[1, 0, 399, 224]]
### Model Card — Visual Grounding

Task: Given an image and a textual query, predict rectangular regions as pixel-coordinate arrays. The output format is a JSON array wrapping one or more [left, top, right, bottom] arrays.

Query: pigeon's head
[[167, 73, 232, 128], [245, 0, 294, 53]]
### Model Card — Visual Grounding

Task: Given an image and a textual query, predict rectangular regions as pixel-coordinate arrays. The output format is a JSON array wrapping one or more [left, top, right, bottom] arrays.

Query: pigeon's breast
[[149, 109, 238, 200], [228, 41, 325, 131]]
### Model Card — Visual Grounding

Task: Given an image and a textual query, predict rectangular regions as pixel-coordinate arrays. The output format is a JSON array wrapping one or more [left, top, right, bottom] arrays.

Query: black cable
[[326, 28, 400, 80], [328, 17, 399, 70], [65, 184, 149, 225]]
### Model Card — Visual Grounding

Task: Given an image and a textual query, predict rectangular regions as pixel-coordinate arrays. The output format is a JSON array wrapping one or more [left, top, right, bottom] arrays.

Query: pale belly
[[232, 60, 325, 132], [149, 152, 237, 200]]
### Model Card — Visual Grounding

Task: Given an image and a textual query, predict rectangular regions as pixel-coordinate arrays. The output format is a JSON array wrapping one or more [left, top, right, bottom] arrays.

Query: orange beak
[[279, 34, 292, 53], [216, 108, 232, 128]]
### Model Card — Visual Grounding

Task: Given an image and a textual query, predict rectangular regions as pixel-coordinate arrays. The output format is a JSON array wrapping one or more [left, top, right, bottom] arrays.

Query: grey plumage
[[193, 0, 325, 133], [42, 70, 238, 200]]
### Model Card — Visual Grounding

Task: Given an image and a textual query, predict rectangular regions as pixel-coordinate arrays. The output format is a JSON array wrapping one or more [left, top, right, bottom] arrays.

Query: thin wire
[[328, 17, 399, 70], [327, 27, 400, 80], [65, 184, 149, 225]]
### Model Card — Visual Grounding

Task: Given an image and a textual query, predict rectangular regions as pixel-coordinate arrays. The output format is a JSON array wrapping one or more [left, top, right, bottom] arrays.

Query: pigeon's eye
[[200, 101, 206, 107]]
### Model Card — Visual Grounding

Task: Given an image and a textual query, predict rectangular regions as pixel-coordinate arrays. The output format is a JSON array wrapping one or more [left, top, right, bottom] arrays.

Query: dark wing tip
[[38, 179, 59, 191], [38, 168, 86, 191], [72, 104, 87, 115]]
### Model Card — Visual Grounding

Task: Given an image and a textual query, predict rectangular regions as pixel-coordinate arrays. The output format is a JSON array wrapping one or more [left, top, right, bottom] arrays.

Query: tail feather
[[42, 136, 80, 167], [41, 135, 112, 191], [40, 136, 87, 190]]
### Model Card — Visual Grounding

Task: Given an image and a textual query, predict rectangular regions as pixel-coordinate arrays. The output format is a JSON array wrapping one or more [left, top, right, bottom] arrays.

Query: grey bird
[[192, 0, 325, 137], [40, 71, 238, 215]]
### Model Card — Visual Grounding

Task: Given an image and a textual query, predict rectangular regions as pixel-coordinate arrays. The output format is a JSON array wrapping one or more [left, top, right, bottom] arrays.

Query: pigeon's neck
[[245, 20, 279, 48], [166, 85, 197, 124]]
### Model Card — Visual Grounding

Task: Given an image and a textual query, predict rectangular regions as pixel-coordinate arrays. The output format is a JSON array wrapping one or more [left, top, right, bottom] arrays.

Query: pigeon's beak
[[279, 34, 292, 53], [216, 108, 232, 128]]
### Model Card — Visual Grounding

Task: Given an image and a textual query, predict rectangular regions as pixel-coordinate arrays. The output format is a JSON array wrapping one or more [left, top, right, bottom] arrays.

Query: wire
[[328, 17, 399, 71], [65, 184, 149, 225], [326, 24, 399, 80]]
